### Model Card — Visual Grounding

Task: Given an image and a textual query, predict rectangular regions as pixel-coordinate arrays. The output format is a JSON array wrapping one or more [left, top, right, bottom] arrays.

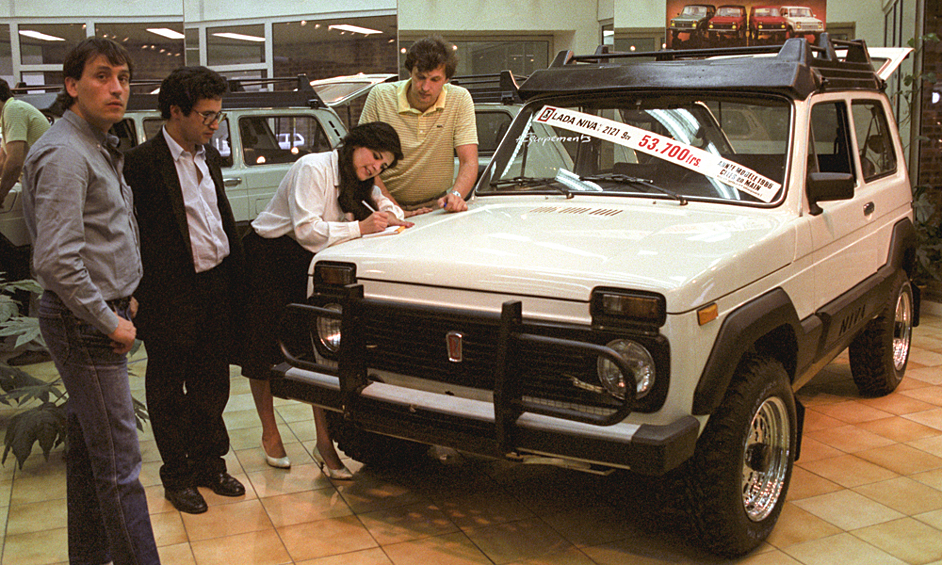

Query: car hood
[[672, 15, 707, 23], [319, 198, 796, 313], [711, 16, 744, 23]]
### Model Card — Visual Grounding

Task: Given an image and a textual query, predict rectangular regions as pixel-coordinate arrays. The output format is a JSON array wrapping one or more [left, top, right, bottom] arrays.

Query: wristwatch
[[449, 190, 462, 199]]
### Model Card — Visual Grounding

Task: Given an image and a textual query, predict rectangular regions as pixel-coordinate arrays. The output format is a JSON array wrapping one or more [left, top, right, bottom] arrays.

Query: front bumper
[[269, 292, 699, 476], [272, 363, 698, 475]]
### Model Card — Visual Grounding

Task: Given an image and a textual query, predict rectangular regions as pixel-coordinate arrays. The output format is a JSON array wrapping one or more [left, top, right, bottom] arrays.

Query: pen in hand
[[362, 200, 377, 213]]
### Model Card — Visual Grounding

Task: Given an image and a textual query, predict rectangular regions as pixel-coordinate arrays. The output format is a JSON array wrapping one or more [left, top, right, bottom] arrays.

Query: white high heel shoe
[[263, 444, 291, 469], [313, 445, 353, 480]]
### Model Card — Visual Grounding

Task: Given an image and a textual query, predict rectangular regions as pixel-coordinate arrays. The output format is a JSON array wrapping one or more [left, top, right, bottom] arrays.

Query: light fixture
[[147, 28, 185, 40], [19, 30, 65, 42], [212, 32, 265, 43], [328, 24, 382, 35]]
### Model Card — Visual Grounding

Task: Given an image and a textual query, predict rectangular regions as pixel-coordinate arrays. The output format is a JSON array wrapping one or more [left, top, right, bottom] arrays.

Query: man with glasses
[[124, 66, 246, 514]]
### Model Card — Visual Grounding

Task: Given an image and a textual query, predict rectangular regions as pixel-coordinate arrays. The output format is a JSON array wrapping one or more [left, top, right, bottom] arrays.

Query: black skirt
[[240, 230, 315, 379]]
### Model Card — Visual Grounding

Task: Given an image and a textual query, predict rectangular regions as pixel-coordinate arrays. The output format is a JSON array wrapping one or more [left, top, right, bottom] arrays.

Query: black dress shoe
[[196, 472, 245, 497], [164, 486, 207, 514]]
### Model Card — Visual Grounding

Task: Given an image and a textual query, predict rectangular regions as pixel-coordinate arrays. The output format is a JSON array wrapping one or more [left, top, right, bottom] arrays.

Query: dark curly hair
[[157, 66, 227, 119], [56, 37, 134, 110], [404, 35, 459, 79], [336, 122, 403, 220]]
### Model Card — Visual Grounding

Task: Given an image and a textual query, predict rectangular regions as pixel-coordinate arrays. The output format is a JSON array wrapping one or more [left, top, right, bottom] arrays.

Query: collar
[[62, 109, 121, 150], [396, 79, 448, 115], [162, 126, 206, 162]]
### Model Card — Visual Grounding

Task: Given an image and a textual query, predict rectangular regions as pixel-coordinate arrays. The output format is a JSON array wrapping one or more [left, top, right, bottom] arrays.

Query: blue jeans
[[39, 292, 160, 565]]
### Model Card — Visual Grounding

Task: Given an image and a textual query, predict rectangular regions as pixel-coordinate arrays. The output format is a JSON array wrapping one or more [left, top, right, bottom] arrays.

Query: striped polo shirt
[[359, 79, 477, 207]]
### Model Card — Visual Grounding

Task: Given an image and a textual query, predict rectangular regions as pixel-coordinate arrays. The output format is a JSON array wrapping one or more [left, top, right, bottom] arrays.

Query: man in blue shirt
[[21, 37, 160, 565]]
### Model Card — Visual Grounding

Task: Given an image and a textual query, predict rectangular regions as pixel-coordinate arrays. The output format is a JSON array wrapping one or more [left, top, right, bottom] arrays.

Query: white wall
[[398, 0, 602, 55], [0, 0, 182, 18]]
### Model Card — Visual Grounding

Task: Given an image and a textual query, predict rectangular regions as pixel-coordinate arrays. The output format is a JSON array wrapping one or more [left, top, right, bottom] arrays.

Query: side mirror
[[808, 172, 855, 215]]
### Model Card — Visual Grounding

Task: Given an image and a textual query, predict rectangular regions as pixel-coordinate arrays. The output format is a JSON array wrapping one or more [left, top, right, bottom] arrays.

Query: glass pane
[[402, 39, 549, 77], [851, 101, 897, 181], [240, 114, 327, 167], [0, 25, 11, 82], [95, 24, 184, 84], [272, 16, 397, 79], [211, 118, 233, 167], [185, 27, 200, 66], [484, 94, 791, 205], [207, 24, 265, 66], [19, 23, 86, 66]]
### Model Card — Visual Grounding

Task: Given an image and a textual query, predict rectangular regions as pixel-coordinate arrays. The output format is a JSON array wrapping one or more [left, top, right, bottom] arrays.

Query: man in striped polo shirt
[[359, 35, 478, 215]]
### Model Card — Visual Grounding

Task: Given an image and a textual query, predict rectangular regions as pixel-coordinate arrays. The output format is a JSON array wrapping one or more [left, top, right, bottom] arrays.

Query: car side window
[[809, 101, 854, 176], [143, 118, 163, 141], [850, 100, 897, 181], [475, 110, 513, 157], [240, 115, 329, 167]]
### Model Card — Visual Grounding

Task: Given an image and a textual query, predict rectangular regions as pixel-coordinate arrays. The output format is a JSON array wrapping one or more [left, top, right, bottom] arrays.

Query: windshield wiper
[[489, 176, 573, 199], [580, 173, 688, 206]]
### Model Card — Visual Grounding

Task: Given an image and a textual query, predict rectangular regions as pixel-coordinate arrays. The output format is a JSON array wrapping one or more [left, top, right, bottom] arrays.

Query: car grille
[[359, 301, 624, 415]]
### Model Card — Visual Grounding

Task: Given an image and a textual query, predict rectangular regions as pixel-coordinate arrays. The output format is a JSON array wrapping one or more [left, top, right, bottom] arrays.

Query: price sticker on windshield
[[534, 106, 781, 203]]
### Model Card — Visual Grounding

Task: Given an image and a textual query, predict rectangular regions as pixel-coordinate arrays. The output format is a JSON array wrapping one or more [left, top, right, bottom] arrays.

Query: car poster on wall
[[665, 0, 827, 49]]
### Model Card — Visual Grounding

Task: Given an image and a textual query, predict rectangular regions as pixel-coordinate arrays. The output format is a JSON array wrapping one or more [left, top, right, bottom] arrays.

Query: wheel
[[326, 410, 429, 467], [849, 270, 913, 396], [676, 356, 796, 556]]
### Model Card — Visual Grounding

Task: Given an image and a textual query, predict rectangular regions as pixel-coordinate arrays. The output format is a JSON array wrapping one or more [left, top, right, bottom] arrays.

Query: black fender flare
[[692, 288, 801, 416]]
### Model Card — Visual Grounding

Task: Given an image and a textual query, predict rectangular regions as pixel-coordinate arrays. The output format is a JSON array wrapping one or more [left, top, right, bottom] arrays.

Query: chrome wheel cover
[[893, 284, 913, 372], [741, 396, 790, 522]]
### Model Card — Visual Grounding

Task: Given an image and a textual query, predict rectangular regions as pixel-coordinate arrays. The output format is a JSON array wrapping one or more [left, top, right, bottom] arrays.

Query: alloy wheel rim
[[741, 396, 790, 522]]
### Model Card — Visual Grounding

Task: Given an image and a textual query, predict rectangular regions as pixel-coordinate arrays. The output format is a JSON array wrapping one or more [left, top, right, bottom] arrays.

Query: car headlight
[[315, 303, 343, 352], [596, 339, 655, 399]]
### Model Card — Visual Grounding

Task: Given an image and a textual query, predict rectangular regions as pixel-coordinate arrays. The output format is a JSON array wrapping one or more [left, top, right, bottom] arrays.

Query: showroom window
[[207, 23, 266, 67]]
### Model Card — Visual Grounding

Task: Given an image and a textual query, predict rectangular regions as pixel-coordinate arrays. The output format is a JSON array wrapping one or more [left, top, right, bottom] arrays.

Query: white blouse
[[251, 150, 404, 254]]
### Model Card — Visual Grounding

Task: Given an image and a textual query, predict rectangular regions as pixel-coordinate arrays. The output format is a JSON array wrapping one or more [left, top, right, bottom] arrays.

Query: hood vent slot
[[529, 206, 623, 217]]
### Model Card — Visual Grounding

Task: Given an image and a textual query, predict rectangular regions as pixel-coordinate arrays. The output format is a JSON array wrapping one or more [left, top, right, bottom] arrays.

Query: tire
[[676, 356, 796, 556], [849, 270, 913, 396], [326, 410, 429, 467]]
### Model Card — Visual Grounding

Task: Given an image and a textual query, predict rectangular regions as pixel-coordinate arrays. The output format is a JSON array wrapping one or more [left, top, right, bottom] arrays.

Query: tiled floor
[[2, 313, 942, 565]]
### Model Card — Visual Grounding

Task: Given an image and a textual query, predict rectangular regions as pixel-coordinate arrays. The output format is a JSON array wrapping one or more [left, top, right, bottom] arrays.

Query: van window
[[240, 114, 330, 167], [851, 100, 897, 181]]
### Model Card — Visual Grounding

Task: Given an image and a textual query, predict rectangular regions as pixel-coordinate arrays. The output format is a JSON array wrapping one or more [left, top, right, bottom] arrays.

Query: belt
[[106, 296, 132, 311]]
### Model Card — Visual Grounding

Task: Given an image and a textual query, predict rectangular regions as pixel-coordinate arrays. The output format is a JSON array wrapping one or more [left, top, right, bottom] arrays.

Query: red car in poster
[[749, 5, 788, 43], [707, 5, 748, 43]]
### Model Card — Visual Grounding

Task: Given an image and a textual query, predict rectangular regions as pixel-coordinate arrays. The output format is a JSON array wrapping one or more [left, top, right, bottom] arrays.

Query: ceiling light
[[147, 28, 185, 40], [19, 30, 65, 42], [328, 24, 382, 35], [212, 32, 265, 43]]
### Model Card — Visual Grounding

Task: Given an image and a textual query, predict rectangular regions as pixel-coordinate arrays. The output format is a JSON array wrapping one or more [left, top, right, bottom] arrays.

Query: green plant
[[913, 184, 942, 288], [0, 275, 148, 469], [889, 33, 939, 136]]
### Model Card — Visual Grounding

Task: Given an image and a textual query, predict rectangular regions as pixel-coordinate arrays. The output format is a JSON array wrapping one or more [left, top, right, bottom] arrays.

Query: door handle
[[864, 201, 875, 215], [224, 177, 243, 188]]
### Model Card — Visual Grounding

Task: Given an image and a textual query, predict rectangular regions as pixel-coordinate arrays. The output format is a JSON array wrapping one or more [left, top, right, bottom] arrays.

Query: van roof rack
[[519, 34, 880, 101], [12, 74, 328, 115], [450, 70, 525, 104]]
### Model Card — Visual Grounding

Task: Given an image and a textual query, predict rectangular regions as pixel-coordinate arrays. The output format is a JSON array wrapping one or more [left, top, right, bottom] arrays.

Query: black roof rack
[[11, 75, 328, 115], [519, 34, 881, 102], [450, 70, 525, 104], [126, 74, 327, 112]]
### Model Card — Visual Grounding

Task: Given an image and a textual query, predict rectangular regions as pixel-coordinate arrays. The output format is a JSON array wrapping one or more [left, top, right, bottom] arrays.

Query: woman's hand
[[359, 211, 390, 235], [387, 212, 414, 229]]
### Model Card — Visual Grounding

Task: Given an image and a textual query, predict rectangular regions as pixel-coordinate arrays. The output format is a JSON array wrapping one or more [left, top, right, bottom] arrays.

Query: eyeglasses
[[196, 110, 226, 125]]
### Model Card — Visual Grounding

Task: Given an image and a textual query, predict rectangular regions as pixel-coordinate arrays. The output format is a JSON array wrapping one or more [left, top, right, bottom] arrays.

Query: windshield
[[786, 7, 813, 17], [717, 7, 743, 16], [754, 7, 778, 17], [480, 95, 791, 205], [682, 5, 709, 15]]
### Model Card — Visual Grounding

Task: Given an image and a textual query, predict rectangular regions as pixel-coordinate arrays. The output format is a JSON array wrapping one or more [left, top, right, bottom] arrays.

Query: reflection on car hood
[[315, 197, 796, 311]]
